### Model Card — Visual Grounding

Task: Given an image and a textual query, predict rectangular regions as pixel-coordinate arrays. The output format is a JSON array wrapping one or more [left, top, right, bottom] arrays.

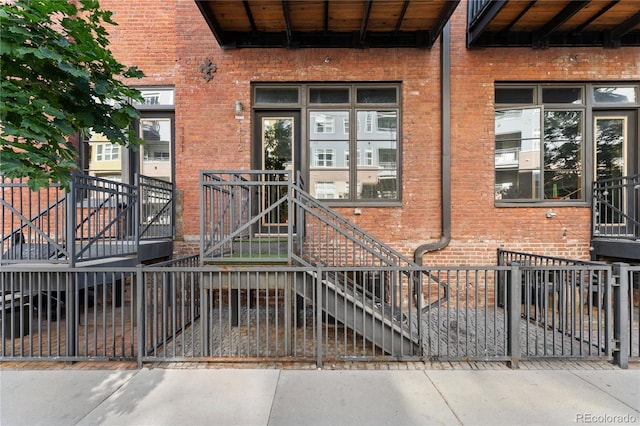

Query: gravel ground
[[154, 303, 621, 361]]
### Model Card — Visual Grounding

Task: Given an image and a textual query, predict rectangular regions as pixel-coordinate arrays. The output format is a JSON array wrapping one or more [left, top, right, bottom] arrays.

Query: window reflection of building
[[309, 105, 398, 201], [81, 88, 175, 184], [254, 84, 400, 202], [87, 130, 122, 181], [140, 118, 172, 182], [494, 84, 637, 202], [135, 89, 174, 107], [494, 107, 541, 199]]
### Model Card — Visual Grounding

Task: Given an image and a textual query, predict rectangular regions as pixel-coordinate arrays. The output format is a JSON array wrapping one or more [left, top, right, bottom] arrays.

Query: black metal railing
[[593, 174, 640, 240], [138, 175, 174, 240], [71, 174, 138, 262], [1, 176, 68, 262], [498, 249, 603, 267], [467, 0, 492, 27], [200, 170, 447, 310], [1, 173, 174, 265], [3, 262, 634, 366]]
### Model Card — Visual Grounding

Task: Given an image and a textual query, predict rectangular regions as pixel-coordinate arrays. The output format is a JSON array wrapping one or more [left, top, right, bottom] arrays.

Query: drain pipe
[[414, 22, 451, 265]]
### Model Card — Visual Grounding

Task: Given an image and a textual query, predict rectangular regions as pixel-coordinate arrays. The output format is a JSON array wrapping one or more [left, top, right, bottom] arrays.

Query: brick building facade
[[98, 0, 640, 265]]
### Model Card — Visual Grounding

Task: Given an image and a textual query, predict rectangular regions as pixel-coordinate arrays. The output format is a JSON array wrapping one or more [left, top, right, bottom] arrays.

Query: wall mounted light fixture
[[235, 101, 243, 115]]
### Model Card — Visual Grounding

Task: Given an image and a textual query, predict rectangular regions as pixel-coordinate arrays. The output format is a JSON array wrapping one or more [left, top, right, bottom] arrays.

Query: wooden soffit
[[195, 0, 460, 49], [467, 0, 640, 48]]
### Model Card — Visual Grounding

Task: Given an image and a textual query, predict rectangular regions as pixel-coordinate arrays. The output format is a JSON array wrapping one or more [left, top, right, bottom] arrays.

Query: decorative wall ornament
[[199, 59, 217, 82]]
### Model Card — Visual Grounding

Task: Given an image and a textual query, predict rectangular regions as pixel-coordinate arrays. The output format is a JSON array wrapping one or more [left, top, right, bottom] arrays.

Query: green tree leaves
[[1, 0, 144, 190]]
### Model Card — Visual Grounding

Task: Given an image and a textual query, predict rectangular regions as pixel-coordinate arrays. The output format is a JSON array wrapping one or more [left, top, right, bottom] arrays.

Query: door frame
[[593, 110, 637, 180], [592, 109, 638, 233], [252, 110, 301, 173], [252, 110, 301, 231]]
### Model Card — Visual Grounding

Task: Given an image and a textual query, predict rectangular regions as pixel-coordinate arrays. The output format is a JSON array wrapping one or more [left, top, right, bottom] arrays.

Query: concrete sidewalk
[[1, 365, 639, 426]]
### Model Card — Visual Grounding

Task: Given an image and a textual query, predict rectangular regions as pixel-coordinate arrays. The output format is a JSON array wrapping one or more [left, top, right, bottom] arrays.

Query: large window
[[81, 87, 175, 183], [254, 83, 401, 203], [135, 88, 175, 183], [307, 84, 400, 202], [140, 118, 172, 181], [494, 83, 638, 204]]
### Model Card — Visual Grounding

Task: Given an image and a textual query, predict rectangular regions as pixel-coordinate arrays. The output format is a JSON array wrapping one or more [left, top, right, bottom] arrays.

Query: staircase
[[1, 173, 174, 285], [201, 171, 448, 357]]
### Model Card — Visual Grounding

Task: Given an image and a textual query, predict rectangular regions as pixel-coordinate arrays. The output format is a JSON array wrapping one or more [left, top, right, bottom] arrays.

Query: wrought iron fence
[[498, 248, 602, 267], [499, 249, 640, 365], [72, 174, 138, 262], [2, 262, 629, 367], [1, 176, 68, 263], [518, 264, 612, 359], [200, 171, 287, 261], [618, 264, 640, 364], [1, 268, 137, 360]]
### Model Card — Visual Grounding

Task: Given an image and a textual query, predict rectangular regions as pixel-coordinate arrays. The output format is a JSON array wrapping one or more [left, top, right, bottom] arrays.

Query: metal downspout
[[414, 22, 451, 265]]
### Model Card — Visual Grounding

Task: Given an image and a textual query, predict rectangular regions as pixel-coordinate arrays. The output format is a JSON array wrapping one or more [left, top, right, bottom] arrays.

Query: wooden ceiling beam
[[360, 0, 373, 45], [573, 0, 619, 34], [606, 10, 640, 46], [534, 1, 589, 46], [282, 0, 292, 46], [323, 0, 329, 33], [502, 1, 536, 33], [394, 0, 410, 33], [429, 0, 460, 47], [242, 0, 257, 33]]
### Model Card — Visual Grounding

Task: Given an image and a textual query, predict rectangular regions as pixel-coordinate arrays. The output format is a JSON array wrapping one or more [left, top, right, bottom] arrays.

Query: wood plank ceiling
[[467, 0, 640, 48], [195, 0, 461, 48]]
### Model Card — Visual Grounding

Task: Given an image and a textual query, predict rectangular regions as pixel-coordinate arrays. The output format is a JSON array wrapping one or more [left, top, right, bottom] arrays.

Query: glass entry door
[[139, 117, 173, 182], [593, 110, 636, 232], [254, 112, 300, 229], [594, 113, 628, 182]]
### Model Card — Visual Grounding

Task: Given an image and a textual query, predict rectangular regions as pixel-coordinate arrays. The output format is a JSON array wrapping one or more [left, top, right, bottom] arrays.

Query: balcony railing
[[467, 0, 492, 28], [593, 174, 640, 240], [1, 173, 174, 265], [494, 147, 519, 168]]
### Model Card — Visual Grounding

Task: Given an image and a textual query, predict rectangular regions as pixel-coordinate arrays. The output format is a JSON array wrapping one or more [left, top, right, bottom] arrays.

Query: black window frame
[[253, 82, 402, 206], [494, 82, 640, 207]]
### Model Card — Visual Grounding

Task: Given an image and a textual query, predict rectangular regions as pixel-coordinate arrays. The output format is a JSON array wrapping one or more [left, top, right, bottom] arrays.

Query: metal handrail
[[200, 170, 448, 309], [1, 176, 68, 262], [138, 174, 174, 240], [71, 174, 138, 263], [201, 171, 289, 260], [0, 189, 66, 246], [2, 172, 174, 264], [593, 173, 640, 239], [497, 248, 604, 267]]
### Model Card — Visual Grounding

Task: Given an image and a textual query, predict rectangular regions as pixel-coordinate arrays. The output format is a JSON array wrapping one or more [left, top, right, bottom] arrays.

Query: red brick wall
[[442, 6, 638, 265], [102, 0, 177, 86], [169, 0, 445, 261], [103, 0, 640, 266]]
